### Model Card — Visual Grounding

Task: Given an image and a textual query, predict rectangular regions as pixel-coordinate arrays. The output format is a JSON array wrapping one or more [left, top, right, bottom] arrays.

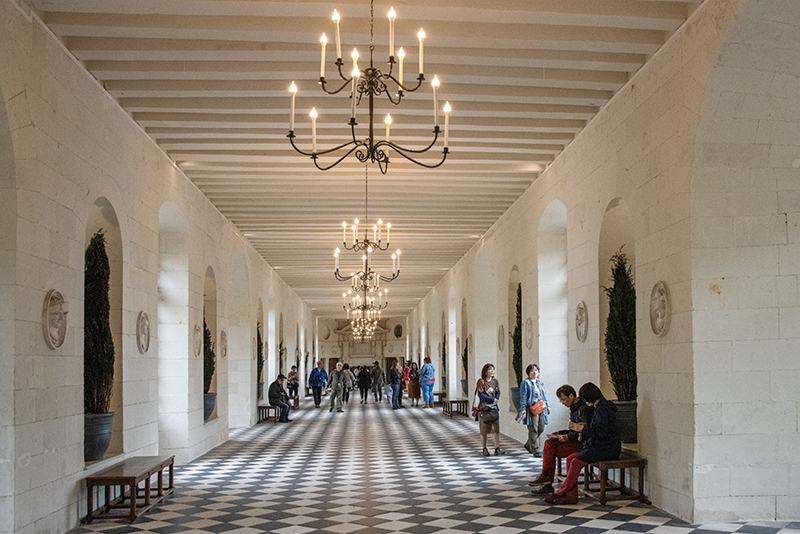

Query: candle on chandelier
[[392, 252, 397, 274], [373, 225, 378, 242], [377, 219, 383, 242], [288, 81, 297, 131], [351, 48, 359, 72], [396, 249, 401, 271], [388, 8, 396, 57], [320, 33, 327, 78], [351, 66, 360, 119], [310, 107, 317, 152], [342, 292, 346, 307], [332, 9, 342, 59], [362, 254, 368, 274], [386, 222, 390, 244], [431, 76, 440, 127], [342, 221, 347, 244], [397, 47, 405, 87], [385, 114, 392, 143], [418, 29, 425, 74], [334, 248, 339, 271], [443, 101, 451, 148]]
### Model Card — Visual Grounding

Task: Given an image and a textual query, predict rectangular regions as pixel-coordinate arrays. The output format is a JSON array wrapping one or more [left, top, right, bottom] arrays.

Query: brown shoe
[[528, 475, 550, 486], [530, 484, 554, 495]]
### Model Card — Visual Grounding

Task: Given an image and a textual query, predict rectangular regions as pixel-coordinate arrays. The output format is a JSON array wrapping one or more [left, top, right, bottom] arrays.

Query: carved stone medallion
[[497, 324, 505, 352], [136, 311, 150, 354], [42, 289, 68, 350], [650, 281, 669, 336], [575, 301, 588, 343], [194, 324, 202, 356], [524, 317, 533, 350]]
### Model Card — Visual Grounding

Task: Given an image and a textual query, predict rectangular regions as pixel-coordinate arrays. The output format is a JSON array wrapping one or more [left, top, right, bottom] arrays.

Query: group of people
[[474, 362, 622, 505]]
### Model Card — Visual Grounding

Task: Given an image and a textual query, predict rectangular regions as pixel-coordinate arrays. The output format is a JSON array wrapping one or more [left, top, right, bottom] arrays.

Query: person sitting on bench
[[268, 374, 292, 423], [545, 382, 620, 505], [529, 384, 593, 495]]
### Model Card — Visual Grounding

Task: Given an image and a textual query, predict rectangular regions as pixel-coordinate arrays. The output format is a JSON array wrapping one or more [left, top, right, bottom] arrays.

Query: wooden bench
[[581, 450, 650, 505], [258, 404, 279, 423], [82, 455, 174, 523], [432, 391, 447, 406], [443, 399, 469, 418]]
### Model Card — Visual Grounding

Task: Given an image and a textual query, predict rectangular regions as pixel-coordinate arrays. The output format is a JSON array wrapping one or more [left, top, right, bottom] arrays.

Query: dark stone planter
[[257, 382, 264, 401], [204, 392, 217, 421], [84, 412, 114, 462], [615, 399, 638, 443], [510, 387, 521, 412], [461, 379, 469, 397]]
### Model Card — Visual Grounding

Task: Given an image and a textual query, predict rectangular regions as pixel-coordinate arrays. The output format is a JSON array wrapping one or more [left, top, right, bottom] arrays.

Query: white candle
[[352, 48, 359, 72], [310, 107, 317, 152], [352, 223, 356, 245], [342, 221, 347, 243], [320, 33, 327, 78], [342, 292, 347, 308], [397, 48, 405, 86], [332, 10, 342, 59], [418, 29, 425, 74], [377, 219, 382, 242], [386, 222, 390, 244], [431, 75, 439, 127], [388, 8, 396, 57], [351, 67, 360, 119], [396, 249, 401, 270], [385, 114, 392, 142], [334, 248, 339, 270], [392, 253, 396, 273], [289, 81, 297, 131], [443, 101, 451, 148]]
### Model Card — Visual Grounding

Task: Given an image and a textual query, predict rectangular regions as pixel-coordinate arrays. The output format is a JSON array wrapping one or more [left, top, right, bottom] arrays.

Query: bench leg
[[145, 476, 151, 506], [86, 484, 94, 524], [599, 468, 608, 506], [620, 467, 626, 493], [638, 465, 646, 503], [130, 483, 137, 522]]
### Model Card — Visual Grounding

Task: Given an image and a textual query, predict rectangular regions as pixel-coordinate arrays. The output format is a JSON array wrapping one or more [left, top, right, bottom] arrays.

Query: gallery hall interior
[[1, 0, 799, 533]]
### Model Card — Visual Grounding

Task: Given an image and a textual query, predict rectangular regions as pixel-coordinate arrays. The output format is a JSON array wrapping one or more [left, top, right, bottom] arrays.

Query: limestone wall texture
[[409, 0, 798, 523], [0, 2, 312, 533]]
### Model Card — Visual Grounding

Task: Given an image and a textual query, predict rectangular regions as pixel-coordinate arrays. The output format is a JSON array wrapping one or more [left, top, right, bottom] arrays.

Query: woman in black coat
[[545, 382, 621, 505]]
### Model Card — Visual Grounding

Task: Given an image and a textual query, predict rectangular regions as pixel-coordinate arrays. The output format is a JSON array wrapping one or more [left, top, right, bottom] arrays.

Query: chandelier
[[287, 0, 451, 174], [344, 287, 386, 342]]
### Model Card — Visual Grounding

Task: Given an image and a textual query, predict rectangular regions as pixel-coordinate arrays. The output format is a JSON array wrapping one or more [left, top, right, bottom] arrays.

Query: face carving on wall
[[43, 290, 68, 349]]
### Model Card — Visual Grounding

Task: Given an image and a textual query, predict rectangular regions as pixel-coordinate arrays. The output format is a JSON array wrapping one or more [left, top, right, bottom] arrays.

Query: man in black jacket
[[268, 374, 292, 423], [529, 384, 593, 494]]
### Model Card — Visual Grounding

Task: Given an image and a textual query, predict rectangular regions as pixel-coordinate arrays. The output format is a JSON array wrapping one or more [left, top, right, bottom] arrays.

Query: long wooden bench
[[432, 391, 446, 406], [258, 404, 279, 423], [82, 455, 175, 523], [443, 398, 469, 417], [581, 450, 650, 505]]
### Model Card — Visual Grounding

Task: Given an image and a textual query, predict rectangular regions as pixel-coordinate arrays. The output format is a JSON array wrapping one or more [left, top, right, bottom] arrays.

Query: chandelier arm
[[378, 272, 399, 282], [320, 76, 354, 95], [312, 145, 364, 171], [389, 146, 449, 169], [287, 132, 314, 156], [382, 73, 425, 94], [376, 127, 440, 155]]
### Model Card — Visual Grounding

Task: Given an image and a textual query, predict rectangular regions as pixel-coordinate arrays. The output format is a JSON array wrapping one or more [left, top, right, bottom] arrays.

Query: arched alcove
[[85, 197, 124, 459], [538, 200, 569, 425], [157, 202, 189, 452], [257, 299, 264, 402], [507, 266, 521, 406], [278, 312, 285, 375], [598, 197, 635, 399], [440, 312, 447, 395], [203, 266, 218, 421]]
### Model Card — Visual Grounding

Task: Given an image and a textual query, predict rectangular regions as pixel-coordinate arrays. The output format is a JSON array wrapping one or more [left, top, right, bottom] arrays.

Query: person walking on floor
[[419, 356, 435, 408], [519, 363, 549, 457], [370, 361, 385, 402], [529, 384, 593, 495], [358, 365, 371, 403], [342, 363, 355, 404], [328, 362, 351, 413], [408, 362, 421, 407], [390, 360, 404, 409], [476, 363, 505, 456], [308, 360, 328, 408]]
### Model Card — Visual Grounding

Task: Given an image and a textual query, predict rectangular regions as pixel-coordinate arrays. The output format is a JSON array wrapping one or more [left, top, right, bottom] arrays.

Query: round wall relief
[[42, 289, 68, 350], [394, 324, 403, 338], [497, 324, 505, 352], [320, 324, 331, 340], [194, 324, 202, 356], [524, 317, 533, 350], [575, 301, 588, 343], [650, 281, 670, 336], [137, 311, 150, 354], [220, 330, 228, 358]]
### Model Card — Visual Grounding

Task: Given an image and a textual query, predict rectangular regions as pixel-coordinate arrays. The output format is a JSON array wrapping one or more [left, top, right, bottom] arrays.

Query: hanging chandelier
[[334, 165, 400, 289], [345, 287, 386, 342], [287, 0, 451, 174]]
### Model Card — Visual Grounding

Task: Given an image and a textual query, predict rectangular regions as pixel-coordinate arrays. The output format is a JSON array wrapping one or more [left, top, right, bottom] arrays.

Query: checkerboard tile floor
[[70, 398, 800, 534]]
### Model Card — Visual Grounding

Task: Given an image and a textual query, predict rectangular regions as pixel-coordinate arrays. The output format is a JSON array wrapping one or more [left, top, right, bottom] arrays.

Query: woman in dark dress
[[545, 382, 621, 504]]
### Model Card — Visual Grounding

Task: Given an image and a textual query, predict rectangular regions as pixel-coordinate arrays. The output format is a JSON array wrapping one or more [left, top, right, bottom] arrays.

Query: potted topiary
[[603, 247, 637, 442], [256, 323, 264, 401], [461, 338, 469, 397], [203, 318, 216, 421], [278, 341, 286, 375], [84, 230, 116, 462], [510, 283, 523, 411], [441, 332, 447, 396]]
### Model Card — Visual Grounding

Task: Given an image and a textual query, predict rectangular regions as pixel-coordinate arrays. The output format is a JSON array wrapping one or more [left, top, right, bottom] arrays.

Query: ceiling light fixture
[[288, 0, 450, 174]]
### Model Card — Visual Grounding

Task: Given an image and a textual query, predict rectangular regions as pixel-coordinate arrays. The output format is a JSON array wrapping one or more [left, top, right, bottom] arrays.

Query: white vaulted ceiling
[[30, 0, 702, 317]]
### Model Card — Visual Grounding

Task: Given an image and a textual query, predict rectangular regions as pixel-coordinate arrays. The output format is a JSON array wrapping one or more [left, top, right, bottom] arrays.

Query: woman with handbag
[[476, 363, 505, 456], [519, 363, 549, 457]]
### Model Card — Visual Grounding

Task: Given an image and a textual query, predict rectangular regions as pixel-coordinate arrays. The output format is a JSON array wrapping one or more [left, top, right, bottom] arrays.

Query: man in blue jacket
[[308, 360, 328, 408]]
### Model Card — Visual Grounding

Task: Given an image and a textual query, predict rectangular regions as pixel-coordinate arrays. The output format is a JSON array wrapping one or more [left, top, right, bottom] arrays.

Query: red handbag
[[529, 400, 547, 415]]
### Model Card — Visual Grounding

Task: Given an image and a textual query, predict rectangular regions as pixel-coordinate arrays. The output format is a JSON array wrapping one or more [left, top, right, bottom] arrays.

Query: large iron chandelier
[[344, 287, 386, 342], [288, 0, 451, 174]]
